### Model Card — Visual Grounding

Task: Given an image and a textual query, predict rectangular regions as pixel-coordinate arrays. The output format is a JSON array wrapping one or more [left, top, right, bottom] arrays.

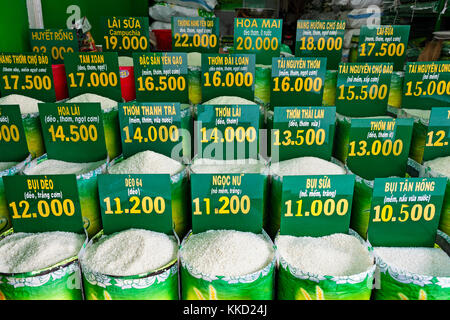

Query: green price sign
[[295, 20, 345, 70], [357, 25, 410, 71], [101, 16, 150, 55], [402, 62, 450, 110], [0, 52, 56, 102], [336, 62, 393, 117], [271, 57, 327, 107], [133, 52, 188, 103], [64, 52, 122, 101], [201, 54, 255, 102], [196, 104, 260, 160], [98, 174, 173, 235], [280, 175, 355, 237], [172, 17, 220, 53], [3, 174, 84, 234], [271, 106, 335, 162], [29, 29, 79, 64], [346, 118, 414, 180], [191, 173, 265, 234], [423, 107, 450, 162], [118, 102, 182, 159], [368, 177, 446, 247], [38, 103, 107, 163], [234, 18, 282, 65], [0, 105, 28, 162]]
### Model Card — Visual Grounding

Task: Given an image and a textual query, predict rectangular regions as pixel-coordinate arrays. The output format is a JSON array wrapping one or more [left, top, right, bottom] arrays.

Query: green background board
[[295, 20, 345, 70], [196, 104, 260, 160], [100, 16, 150, 55], [368, 177, 446, 247], [402, 62, 450, 110], [201, 54, 256, 102], [97, 174, 173, 235], [357, 25, 410, 71], [0, 52, 56, 102], [191, 173, 264, 234], [3, 174, 84, 234], [280, 175, 355, 237], [346, 118, 414, 180], [270, 57, 326, 107], [38, 102, 107, 163], [271, 106, 335, 162], [0, 0, 30, 53], [172, 17, 220, 53], [133, 52, 188, 103], [64, 52, 122, 101], [233, 18, 282, 65], [423, 107, 450, 162], [336, 62, 393, 117], [0, 105, 28, 161], [118, 102, 182, 159], [29, 29, 79, 64]]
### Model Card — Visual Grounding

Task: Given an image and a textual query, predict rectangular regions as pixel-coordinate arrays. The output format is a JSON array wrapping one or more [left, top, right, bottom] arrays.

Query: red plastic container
[[52, 64, 68, 101], [119, 66, 136, 102], [153, 29, 172, 51]]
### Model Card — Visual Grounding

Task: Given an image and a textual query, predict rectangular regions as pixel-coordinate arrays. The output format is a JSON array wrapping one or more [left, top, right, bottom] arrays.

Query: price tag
[[368, 177, 446, 247], [402, 62, 450, 109], [0, 52, 56, 102], [271, 57, 326, 107], [98, 174, 172, 235], [271, 106, 335, 162], [280, 175, 355, 236], [295, 20, 345, 70], [118, 102, 182, 159], [191, 173, 265, 233], [3, 175, 84, 234], [336, 62, 393, 117], [234, 18, 282, 65], [346, 118, 414, 180], [29, 29, 78, 64], [172, 17, 219, 53], [357, 25, 410, 71], [38, 103, 107, 163], [0, 105, 28, 162], [133, 52, 188, 103], [423, 107, 450, 162], [64, 52, 122, 101], [196, 104, 260, 160], [201, 54, 255, 102]]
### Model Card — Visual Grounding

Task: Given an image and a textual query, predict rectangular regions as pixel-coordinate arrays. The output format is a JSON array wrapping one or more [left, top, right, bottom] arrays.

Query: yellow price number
[[2, 74, 52, 91], [32, 45, 74, 61], [9, 199, 75, 219], [298, 36, 342, 51], [337, 84, 388, 101], [272, 76, 323, 93], [236, 36, 279, 51], [174, 33, 218, 48], [68, 71, 118, 88], [426, 130, 448, 147], [273, 128, 326, 147], [136, 76, 186, 92], [123, 125, 179, 143], [284, 198, 349, 217], [103, 35, 148, 51], [0, 124, 20, 142], [404, 80, 450, 97], [192, 195, 251, 215], [359, 42, 405, 57], [200, 126, 256, 144], [103, 196, 165, 215], [372, 203, 435, 223], [48, 124, 98, 142], [203, 71, 253, 88], [348, 139, 403, 157]]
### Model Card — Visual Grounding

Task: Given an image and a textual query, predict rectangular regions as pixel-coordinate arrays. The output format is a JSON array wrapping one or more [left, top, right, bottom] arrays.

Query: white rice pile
[[180, 230, 274, 277], [374, 247, 450, 277], [0, 94, 43, 114], [203, 96, 257, 105], [67, 93, 117, 110], [0, 162, 17, 171], [276, 233, 373, 276], [424, 156, 450, 178], [401, 109, 431, 122], [0, 231, 85, 273], [190, 158, 266, 174], [81, 229, 178, 276], [270, 156, 345, 176], [188, 52, 201, 67], [108, 150, 184, 176], [24, 159, 105, 175], [118, 56, 134, 67]]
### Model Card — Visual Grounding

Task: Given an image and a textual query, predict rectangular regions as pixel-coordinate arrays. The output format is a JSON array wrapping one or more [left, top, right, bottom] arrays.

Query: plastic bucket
[[153, 29, 172, 51], [52, 64, 69, 101], [119, 66, 136, 102]]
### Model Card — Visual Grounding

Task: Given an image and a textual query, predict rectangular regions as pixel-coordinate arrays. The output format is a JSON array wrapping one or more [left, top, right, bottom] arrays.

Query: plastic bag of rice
[[79, 228, 179, 300], [373, 230, 450, 300], [0, 230, 85, 300], [276, 230, 375, 300], [180, 229, 276, 300], [188, 52, 202, 105]]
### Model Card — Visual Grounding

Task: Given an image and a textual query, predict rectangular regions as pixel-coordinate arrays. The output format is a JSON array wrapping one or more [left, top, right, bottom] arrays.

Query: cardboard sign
[[0, 105, 28, 162], [29, 28, 78, 64], [172, 17, 219, 53]]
